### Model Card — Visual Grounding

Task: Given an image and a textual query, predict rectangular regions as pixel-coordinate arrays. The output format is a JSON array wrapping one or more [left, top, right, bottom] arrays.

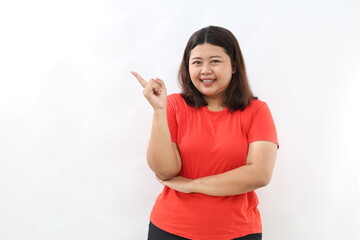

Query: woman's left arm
[[157, 141, 277, 196]]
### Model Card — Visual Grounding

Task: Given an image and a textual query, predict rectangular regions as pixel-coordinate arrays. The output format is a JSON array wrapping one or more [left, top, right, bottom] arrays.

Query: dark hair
[[179, 26, 257, 111]]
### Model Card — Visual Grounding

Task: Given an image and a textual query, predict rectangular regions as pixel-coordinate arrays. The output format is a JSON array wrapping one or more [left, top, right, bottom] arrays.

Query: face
[[188, 43, 233, 103]]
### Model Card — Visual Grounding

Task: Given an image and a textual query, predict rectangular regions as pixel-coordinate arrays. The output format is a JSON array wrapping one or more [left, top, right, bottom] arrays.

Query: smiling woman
[[132, 26, 278, 240], [179, 26, 255, 113], [188, 43, 233, 110]]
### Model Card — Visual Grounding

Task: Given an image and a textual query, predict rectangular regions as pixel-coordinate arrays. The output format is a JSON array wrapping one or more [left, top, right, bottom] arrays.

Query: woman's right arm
[[131, 71, 181, 180], [148, 109, 181, 180]]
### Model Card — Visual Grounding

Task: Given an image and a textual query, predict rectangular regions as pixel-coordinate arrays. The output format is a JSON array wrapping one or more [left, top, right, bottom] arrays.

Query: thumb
[[154, 78, 167, 92]]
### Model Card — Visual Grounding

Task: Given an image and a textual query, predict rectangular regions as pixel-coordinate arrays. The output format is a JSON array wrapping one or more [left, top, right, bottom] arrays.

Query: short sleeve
[[166, 95, 178, 143], [247, 102, 279, 148]]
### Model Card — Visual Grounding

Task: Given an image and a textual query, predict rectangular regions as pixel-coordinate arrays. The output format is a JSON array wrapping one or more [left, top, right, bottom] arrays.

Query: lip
[[200, 78, 216, 86]]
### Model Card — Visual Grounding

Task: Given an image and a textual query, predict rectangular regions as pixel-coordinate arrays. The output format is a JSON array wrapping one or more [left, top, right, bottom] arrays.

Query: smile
[[200, 79, 216, 86], [201, 79, 215, 83]]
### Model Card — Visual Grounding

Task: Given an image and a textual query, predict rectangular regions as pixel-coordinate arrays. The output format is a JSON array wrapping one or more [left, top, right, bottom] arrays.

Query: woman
[[131, 26, 278, 240]]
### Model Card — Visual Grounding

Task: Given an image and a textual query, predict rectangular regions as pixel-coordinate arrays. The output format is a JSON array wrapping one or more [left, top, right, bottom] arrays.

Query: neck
[[205, 97, 225, 111]]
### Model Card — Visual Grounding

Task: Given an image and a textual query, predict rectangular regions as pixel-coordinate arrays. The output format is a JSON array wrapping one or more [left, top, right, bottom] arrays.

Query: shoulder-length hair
[[179, 26, 257, 111]]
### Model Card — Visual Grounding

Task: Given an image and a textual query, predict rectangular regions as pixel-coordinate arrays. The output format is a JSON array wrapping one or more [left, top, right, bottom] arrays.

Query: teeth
[[202, 80, 214, 83]]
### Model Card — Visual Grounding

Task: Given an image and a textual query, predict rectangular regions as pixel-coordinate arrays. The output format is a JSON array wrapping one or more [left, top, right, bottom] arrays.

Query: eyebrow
[[190, 55, 224, 60]]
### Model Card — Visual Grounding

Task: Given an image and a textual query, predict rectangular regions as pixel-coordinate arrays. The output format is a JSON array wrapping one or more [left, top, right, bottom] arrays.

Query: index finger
[[131, 71, 147, 88]]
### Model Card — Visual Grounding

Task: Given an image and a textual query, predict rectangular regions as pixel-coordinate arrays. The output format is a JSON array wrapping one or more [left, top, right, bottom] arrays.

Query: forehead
[[190, 43, 228, 58]]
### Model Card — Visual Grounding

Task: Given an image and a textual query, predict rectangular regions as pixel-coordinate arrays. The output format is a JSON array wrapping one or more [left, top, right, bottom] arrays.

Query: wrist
[[153, 108, 167, 115], [191, 178, 200, 194]]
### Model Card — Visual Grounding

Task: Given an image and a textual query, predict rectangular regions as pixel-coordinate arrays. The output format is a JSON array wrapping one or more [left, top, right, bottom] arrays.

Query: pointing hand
[[131, 71, 168, 110]]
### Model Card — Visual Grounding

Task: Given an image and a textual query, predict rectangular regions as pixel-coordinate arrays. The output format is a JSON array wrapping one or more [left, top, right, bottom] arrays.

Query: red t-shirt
[[150, 94, 279, 240]]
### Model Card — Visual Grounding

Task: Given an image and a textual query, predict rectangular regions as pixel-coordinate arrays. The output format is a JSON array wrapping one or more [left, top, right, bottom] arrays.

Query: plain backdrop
[[0, 0, 359, 239]]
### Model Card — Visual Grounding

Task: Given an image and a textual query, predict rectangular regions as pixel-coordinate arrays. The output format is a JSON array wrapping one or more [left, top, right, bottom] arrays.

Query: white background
[[0, 0, 359, 239]]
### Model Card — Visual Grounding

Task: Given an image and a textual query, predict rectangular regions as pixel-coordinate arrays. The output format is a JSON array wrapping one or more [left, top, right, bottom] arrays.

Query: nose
[[201, 63, 212, 75]]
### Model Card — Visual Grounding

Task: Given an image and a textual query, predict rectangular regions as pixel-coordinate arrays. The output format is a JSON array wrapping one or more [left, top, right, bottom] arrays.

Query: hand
[[131, 71, 167, 110], [156, 175, 195, 194]]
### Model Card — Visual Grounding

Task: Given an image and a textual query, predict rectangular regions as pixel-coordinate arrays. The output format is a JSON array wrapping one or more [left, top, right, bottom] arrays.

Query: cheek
[[188, 68, 198, 81], [220, 66, 233, 81]]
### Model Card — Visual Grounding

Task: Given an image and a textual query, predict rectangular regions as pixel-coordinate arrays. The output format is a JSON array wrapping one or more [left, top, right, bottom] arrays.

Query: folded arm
[[157, 141, 277, 196]]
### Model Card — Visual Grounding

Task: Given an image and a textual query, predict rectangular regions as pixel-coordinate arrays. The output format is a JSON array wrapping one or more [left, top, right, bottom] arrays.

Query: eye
[[192, 61, 202, 65], [211, 59, 221, 64]]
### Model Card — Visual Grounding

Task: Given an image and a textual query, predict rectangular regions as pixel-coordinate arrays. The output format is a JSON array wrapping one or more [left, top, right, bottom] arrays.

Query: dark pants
[[148, 221, 262, 240]]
